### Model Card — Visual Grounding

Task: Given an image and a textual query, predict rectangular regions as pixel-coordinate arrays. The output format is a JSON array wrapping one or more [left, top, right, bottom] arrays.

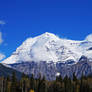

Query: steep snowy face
[[2, 32, 92, 64]]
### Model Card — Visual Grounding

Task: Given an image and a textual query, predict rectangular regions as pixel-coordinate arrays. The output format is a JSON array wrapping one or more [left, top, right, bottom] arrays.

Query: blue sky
[[0, 0, 92, 59]]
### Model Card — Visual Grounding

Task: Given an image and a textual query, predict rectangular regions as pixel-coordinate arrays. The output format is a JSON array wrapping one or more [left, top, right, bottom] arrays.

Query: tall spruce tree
[[11, 72, 17, 92]]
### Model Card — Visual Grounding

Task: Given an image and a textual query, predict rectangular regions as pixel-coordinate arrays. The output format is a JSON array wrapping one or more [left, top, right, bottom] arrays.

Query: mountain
[[2, 32, 92, 64], [6, 56, 91, 80], [1, 32, 92, 80], [0, 63, 22, 79]]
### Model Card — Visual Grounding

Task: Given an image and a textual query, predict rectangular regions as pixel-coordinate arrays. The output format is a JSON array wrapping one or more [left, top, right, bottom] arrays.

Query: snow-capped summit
[[40, 32, 58, 38], [2, 32, 92, 64]]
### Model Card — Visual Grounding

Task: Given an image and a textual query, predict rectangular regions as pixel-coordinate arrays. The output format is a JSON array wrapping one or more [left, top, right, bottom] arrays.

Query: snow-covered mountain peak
[[37, 32, 60, 41], [16, 32, 60, 51], [40, 32, 57, 38], [2, 32, 92, 64]]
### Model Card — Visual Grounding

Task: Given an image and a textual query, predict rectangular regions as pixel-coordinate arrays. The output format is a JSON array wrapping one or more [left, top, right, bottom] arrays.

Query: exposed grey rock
[[7, 56, 92, 80]]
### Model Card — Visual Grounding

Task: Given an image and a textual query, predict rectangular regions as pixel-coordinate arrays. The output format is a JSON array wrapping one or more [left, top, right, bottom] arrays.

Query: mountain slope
[[1, 32, 92, 80], [6, 56, 92, 80], [2, 32, 92, 64], [0, 63, 22, 79]]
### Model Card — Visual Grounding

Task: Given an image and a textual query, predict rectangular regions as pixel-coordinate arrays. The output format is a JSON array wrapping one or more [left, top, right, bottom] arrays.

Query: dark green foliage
[[0, 72, 92, 92], [73, 73, 77, 82], [11, 72, 17, 92]]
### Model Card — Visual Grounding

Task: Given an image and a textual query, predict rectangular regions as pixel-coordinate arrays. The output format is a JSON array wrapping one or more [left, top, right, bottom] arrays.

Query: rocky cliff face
[[7, 56, 92, 80]]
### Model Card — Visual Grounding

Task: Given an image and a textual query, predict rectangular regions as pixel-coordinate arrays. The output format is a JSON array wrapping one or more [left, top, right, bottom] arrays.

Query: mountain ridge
[[1, 32, 92, 80], [2, 32, 92, 64]]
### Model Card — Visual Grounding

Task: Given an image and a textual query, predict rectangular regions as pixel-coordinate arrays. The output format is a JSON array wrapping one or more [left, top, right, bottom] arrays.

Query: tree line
[[0, 72, 92, 92]]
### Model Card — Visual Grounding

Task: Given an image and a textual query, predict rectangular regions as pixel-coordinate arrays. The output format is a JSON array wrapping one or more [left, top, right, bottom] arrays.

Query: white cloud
[[0, 53, 5, 60], [0, 20, 6, 25], [0, 32, 3, 44], [0, 32, 5, 61], [85, 34, 92, 42]]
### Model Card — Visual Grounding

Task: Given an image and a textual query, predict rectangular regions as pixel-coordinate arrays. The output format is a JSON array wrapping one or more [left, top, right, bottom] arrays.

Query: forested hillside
[[0, 72, 92, 92]]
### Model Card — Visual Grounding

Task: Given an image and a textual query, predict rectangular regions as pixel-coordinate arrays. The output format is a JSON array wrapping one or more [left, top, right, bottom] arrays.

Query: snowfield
[[2, 32, 92, 64]]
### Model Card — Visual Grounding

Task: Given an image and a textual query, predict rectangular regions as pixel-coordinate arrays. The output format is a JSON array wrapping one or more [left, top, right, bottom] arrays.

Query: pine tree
[[5, 76, 11, 92], [11, 72, 17, 92], [73, 73, 77, 82], [21, 73, 30, 92], [30, 74, 35, 90], [56, 75, 63, 83], [1, 76, 4, 92], [39, 76, 47, 92], [63, 75, 69, 92]]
